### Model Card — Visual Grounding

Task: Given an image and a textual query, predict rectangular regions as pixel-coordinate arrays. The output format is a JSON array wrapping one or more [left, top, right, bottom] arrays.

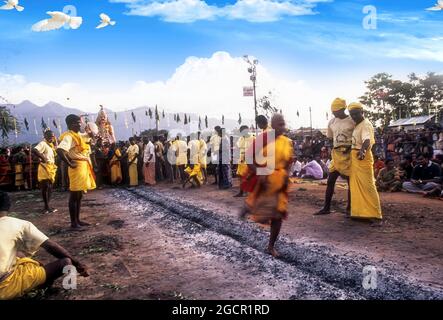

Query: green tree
[[257, 91, 278, 118], [416, 72, 443, 118], [359, 72, 443, 127]]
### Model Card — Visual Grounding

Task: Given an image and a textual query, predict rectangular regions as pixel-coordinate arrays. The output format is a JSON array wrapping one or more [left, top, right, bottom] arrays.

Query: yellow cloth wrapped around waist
[[246, 168, 290, 216], [38, 163, 58, 183], [350, 150, 382, 220], [0, 257, 46, 300], [329, 148, 351, 176], [185, 164, 203, 184], [69, 159, 96, 192], [236, 163, 249, 177]]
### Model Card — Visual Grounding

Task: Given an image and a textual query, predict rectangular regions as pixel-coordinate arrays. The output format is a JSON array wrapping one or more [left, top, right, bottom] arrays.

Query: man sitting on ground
[[376, 159, 402, 192], [0, 191, 89, 300], [402, 153, 441, 194], [300, 156, 324, 180]]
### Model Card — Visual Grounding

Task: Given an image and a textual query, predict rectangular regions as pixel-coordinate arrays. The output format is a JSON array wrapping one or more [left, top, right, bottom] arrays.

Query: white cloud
[[110, 0, 330, 23], [0, 51, 362, 129], [223, 0, 315, 22], [123, 0, 218, 23]]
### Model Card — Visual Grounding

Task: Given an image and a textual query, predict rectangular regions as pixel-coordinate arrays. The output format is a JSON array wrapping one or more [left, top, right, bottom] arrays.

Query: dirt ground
[[7, 176, 443, 300]]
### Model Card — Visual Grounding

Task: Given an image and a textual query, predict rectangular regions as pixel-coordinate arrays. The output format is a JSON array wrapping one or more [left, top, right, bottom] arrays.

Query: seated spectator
[[402, 153, 441, 194], [315, 155, 329, 179], [376, 159, 402, 192], [300, 156, 324, 180], [373, 155, 385, 178], [400, 154, 414, 180], [0, 192, 89, 300], [289, 156, 302, 177], [423, 179, 443, 199], [417, 137, 434, 159], [435, 133, 443, 157]]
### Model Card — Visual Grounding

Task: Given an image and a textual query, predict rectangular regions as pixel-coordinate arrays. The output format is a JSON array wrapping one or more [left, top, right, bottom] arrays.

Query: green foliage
[[359, 72, 443, 128], [257, 91, 278, 118]]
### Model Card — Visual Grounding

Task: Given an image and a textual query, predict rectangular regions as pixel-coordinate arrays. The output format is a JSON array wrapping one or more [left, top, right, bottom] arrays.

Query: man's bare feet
[[69, 224, 84, 231], [265, 246, 280, 258], [78, 221, 91, 227], [238, 207, 249, 221]]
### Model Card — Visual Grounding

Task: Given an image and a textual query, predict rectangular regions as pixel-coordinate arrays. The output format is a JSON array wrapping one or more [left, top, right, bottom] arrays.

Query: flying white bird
[[32, 11, 83, 32], [96, 13, 116, 29], [426, 0, 443, 11], [0, 0, 24, 12]]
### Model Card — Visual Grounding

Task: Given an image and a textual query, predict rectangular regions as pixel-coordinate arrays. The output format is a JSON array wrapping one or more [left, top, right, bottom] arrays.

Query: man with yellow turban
[[33, 130, 58, 214], [316, 98, 355, 215], [57, 114, 97, 229], [348, 102, 382, 220]]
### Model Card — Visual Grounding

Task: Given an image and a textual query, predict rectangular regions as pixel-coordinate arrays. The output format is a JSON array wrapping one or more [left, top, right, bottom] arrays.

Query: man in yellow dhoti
[[316, 98, 355, 215], [197, 132, 208, 183], [172, 134, 188, 183], [57, 115, 97, 229], [240, 114, 293, 257], [0, 192, 88, 300], [33, 130, 58, 214], [348, 103, 382, 220], [234, 125, 254, 197], [109, 143, 123, 185], [183, 133, 203, 188], [127, 137, 139, 187], [13, 147, 26, 191]]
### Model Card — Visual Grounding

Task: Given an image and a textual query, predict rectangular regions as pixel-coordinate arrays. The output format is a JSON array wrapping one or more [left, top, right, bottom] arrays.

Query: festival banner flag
[[41, 117, 47, 131], [33, 119, 38, 135], [58, 119, 62, 136], [124, 113, 129, 129], [24, 118, 29, 131]]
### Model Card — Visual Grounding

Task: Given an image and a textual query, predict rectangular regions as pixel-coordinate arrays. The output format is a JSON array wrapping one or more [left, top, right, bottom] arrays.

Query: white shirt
[[327, 116, 355, 148], [302, 160, 324, 180], [144, 141, 155, 163], [188, 140, 200, 165], [35, 140, 55, 164], [127, 144, 140, 164], [0, 216, 48, 277], [290, 160, 302, 176], [57, 132, 91, 161]]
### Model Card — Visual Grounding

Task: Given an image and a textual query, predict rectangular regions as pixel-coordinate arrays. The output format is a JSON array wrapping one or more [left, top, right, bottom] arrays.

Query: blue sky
[[0, 0, 442, 128]]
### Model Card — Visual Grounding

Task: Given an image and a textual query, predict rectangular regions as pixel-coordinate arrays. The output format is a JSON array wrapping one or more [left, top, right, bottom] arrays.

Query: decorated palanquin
[[95, 105, 116, 157], [91, 106, 117, 186]]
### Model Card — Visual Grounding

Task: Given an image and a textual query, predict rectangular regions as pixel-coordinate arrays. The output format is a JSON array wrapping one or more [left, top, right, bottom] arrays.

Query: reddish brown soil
[[8, 177, 443, 299]]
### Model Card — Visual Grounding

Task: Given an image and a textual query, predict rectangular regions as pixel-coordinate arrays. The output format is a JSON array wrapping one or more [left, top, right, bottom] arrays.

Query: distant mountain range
[[4, 100, 252, 144]]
